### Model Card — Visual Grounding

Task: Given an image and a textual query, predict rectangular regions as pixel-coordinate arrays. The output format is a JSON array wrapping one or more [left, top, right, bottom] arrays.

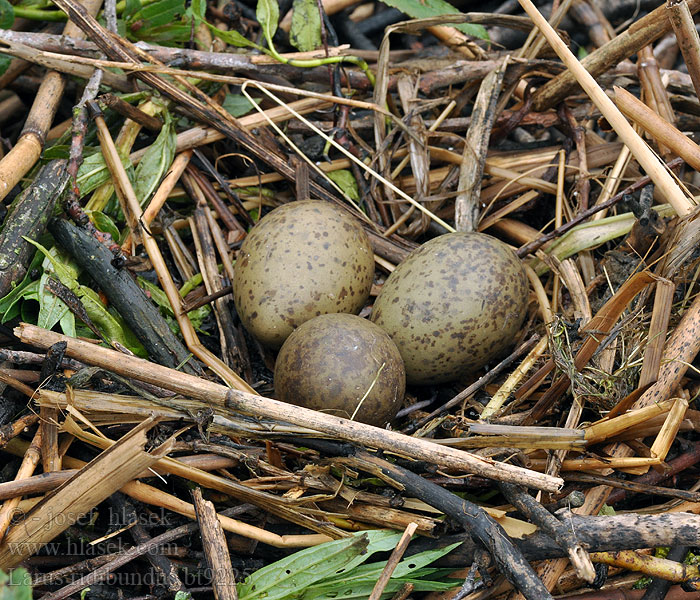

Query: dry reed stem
[[480, 336, 549, 421], [92, 108, 253, 393], [584, 401, 674, 445], [16, 323, 564, 492], [0, 416, 170, 569], [518, 0, 694, 217], [639, 278, 675, 388], [590, 550, 699, 582], [368, 523, 418, 600], [615, 86, 700, 174], [650, 397, 689, 461], [121, 150, 192, 250], [667, 0, 700, 100], [0, 428, 41, 543]]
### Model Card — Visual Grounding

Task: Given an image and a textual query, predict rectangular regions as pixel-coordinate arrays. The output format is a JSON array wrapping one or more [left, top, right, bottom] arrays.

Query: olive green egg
[[233, 200, 374, 349], [370, 232, 529, 385], [274, 313, 405, 426]]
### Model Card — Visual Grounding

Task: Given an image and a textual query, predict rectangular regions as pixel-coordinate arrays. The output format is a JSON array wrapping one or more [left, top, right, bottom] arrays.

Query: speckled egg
[[233, 200, 374, 349], [274, 313, 405, 426], [370, 232, 528, 385]]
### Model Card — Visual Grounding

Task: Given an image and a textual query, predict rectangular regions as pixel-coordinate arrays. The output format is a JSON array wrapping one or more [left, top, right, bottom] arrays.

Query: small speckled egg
[[274, 313, 405, 426], [370, 232, 528, 385], [233, 200, 374, 349]]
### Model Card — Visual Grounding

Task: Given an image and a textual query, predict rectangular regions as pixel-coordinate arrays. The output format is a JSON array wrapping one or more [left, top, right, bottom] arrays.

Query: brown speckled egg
[[371, 232, 528, 385], [233, 200, 374, 349], [274, 313, 405, 426]]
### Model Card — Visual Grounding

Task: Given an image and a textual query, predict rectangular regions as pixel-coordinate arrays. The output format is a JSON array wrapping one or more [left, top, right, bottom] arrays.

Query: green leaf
[[238, 532, 401, 600], [123, 0, 141, 19], [0, 251, 43, 319], [138, 277, 209, 332], [377, 0, 488, 39], [222, 94, 260, 118], [0, 54, 11, 78], [302, 542, 462, 599], [0, 0, 14, 29], [326, 169, 359, 201], [133, 112, 175, 205], [85, 210, 120, 241], [0, 568, 32, 600], [187, 0, 205, 21], [289, 0, 321, 51], [128, 0, 184, 29], [205, 22, 261, 49], [77, 151, 132, 197], [256, 0, 279, 47]]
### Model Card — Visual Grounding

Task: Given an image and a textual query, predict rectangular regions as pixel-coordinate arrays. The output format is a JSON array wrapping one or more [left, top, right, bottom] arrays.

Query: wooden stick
[[517, 0, 694, 217], [368, 523, 417, 600], [16, 323, 564, 492], [668, 0, 700, 101], [192, 488, 238, 600], [500, 482, 594, 583]]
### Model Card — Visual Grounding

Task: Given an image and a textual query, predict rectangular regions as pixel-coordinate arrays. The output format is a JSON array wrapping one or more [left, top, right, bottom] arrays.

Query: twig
[[193, 488, 238, 600], [16, 323, 564, 492], [517, 0, 694, 217], [499, 482, 595, 582], [403, 334, 539, 433], [667, 0, 700, 100], [515, 157, 684, 258], [368, 523, 417, 600]]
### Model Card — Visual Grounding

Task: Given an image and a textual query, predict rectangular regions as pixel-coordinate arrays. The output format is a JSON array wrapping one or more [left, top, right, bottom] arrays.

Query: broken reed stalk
[[0, 428, 41, 543], [615, 86, 700, 174], [650, 398, 689, 461], [455, 57, 507, 232], [16, 323, 563, 492], [480, 336, 549, 421], [367, 522, 418, 600], [517, 0, 694, 218], [584, 401, 675, 446], [590, 550, 700, 583], [120, 150, 192, 250], [192, 488, 238, 600], [667, 0, 700, 100], [0, 0, 102, 202], [88, 101, 252, 393], [0, 416, 170, 569], [638, 278, 675, 388], [532, 0, 700, 111]]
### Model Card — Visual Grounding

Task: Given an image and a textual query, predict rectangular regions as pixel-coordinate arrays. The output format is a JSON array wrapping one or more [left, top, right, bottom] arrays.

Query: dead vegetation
[[1, 0, 700, 599]]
